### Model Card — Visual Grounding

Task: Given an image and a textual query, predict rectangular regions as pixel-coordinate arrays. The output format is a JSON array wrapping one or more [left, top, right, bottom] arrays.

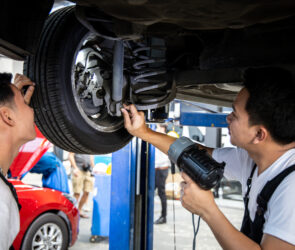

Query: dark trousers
[[155, 168, 169, 217]]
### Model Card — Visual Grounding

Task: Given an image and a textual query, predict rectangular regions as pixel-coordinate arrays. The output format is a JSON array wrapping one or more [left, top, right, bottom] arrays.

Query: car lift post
[[180, 112, 227, 128], [109, 131, 156, 250]]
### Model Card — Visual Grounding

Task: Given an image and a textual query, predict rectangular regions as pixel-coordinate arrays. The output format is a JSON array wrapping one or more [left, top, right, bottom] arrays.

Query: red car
[[9, 127, 79, 249], [11, 180, 79, 250]]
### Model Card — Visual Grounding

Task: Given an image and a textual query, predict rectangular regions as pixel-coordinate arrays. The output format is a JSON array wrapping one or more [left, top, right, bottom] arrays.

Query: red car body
[[8, 127, 79, 249], [11, 180, 79, 249]]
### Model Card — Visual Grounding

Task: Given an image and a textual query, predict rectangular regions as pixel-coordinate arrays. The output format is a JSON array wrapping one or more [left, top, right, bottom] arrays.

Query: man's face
[[226, 88, 257, 148], [11, 85, 36, 142]]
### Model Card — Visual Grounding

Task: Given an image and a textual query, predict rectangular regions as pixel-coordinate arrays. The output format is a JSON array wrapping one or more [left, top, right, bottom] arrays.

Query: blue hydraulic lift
[[180, 112, 228, 128], [108, 109, 228, 250], [109, 136, 156, 250]]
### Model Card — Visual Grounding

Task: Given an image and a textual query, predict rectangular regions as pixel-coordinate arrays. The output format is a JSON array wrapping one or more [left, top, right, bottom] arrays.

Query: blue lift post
[[109, 136, 155, 250], [109, 140, 136, 250], [180, 112, 228, 127]]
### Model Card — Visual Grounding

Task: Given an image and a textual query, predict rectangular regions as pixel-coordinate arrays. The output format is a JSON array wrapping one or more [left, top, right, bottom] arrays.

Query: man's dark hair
[[0, 72, 14, 106], [244, 67, 295, 145]]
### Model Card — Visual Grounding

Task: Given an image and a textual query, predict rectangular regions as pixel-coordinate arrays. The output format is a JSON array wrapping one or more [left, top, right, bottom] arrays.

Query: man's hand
[[180, 172, 216, 218], [73, 168, 81, 177], [13, 74, 35, 104], [121, 104, 149, 138], [121, 104, 176, 153]]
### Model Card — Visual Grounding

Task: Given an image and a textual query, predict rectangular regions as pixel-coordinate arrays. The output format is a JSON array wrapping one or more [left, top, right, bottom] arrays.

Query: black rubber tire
[[21, 213, 69, 250], [24, 6, 132, 154]]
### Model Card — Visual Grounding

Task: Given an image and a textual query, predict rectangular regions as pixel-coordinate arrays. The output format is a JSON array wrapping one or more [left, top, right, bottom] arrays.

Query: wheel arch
[[0, 0, 54, 59]]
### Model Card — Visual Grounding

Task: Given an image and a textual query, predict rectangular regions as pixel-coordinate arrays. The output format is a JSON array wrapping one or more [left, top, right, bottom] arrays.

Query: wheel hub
[[32, 223, 63, 250], [71, 36, 124, 133], [75, 48, 106, 116]]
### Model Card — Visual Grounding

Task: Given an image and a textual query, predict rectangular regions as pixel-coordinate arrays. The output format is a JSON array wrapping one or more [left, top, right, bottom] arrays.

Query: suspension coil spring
[[130, 44, 173, 109]]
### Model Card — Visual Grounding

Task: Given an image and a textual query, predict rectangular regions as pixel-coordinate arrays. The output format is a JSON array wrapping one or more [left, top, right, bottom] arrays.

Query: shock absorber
[[130, 38, 176, 110]]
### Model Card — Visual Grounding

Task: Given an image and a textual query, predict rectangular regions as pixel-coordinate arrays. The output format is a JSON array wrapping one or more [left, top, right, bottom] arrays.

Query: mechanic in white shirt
[[0, 173, 20, 250], [0, 73, 35, 249], [121, 67, 295, 249]]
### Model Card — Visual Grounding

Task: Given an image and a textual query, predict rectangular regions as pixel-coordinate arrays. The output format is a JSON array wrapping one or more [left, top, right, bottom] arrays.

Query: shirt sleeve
[[212, 147, 253, 183], [263, 172, 295, 245]]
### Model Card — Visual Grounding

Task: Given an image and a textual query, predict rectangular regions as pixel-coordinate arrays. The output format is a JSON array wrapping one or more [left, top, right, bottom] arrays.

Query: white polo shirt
[[213, 147, 295, 245], [155, 148, 171, 169], [0, 178, 20, 249]]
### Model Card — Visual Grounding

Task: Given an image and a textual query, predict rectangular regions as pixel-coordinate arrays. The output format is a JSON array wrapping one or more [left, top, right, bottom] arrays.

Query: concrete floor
[[22, 173, 244, 250], [69, 197, 244, 250]]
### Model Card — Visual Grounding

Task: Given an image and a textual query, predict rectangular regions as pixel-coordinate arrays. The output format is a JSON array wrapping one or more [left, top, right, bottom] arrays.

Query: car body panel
[[2, 0, 295, 57], [73, 0, 295, 30], [11, 179, 79, 249], [0, 0, 54, 59], [9, 126, 51, 177]]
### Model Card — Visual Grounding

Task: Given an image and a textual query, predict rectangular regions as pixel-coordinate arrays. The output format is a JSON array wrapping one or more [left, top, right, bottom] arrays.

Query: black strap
[[241, 163, 295, 243], [244, 163, 257, 208], [241, 164, 257, 234], [256, 164, 295, 216]]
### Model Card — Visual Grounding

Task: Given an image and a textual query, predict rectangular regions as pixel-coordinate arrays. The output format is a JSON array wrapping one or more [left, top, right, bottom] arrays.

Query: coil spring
[[130, 45, 171, 106]]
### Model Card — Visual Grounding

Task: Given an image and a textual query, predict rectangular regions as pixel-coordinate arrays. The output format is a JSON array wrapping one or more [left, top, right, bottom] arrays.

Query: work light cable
[[192, 214, 201, 250], [172, 170, 177, 250], [171, 163, 201, 250]]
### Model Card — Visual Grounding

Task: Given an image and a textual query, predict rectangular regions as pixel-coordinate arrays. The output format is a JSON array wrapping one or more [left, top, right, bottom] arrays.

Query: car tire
[[21, 213, 69, 250], [24, 6, 132, 154]]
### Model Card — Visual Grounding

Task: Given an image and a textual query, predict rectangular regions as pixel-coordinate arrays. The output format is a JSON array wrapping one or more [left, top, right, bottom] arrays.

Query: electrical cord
[[171, 164, 177, 250], [192, 214, 201, 250], [171, 162, 201, 250]]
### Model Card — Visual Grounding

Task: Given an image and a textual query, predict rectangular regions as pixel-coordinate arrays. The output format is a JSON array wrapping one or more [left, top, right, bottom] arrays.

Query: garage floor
[[22, 173, 243, 250], [69, 196, 244, 250]]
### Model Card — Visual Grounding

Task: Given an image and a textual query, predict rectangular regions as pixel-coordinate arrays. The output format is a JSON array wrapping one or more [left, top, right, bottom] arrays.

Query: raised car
[[1, 0, 295, 153]]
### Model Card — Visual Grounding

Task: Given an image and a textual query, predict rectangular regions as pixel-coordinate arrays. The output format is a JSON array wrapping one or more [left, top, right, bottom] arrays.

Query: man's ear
[[0, 107, 16, 127], [253, 127, 267, 144]]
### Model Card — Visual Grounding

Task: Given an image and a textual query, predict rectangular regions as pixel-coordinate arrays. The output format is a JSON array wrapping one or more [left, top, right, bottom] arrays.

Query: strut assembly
[[111, 38, 176, 115], [130, 39, 176, 110]]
